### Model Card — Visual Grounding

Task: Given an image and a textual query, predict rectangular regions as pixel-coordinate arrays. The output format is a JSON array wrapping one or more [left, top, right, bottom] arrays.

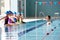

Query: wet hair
[[47, 15, 51, 20]]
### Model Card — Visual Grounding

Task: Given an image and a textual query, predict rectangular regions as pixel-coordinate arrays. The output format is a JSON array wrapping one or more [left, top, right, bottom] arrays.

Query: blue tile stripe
[[18, 22, 46, 37]]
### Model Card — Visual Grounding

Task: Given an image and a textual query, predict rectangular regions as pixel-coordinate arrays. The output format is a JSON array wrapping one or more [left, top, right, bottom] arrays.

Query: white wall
[[4, 0, 10, 12], [4, 0, 18, 13], [11, 0, 18, 12]]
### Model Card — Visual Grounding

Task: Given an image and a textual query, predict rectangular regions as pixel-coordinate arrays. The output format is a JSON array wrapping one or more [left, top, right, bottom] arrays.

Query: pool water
[[5, 19, 60, 40]]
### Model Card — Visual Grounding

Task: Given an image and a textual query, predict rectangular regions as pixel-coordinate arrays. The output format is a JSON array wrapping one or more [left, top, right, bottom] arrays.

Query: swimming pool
[[5, 19, 60, 40]]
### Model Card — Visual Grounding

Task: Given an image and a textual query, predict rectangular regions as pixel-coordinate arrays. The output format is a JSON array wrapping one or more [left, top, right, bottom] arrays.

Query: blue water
[[5, 19, 60, 40], [18, 19, 60, 40]]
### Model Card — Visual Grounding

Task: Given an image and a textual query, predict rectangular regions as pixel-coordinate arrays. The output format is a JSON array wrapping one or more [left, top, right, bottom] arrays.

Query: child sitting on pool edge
[[45, 15, 51, 25], [17, 14, 25, 24]]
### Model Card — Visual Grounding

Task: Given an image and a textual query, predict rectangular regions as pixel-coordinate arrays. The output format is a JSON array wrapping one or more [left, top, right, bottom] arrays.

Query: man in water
[[45, 15, 51, 25]]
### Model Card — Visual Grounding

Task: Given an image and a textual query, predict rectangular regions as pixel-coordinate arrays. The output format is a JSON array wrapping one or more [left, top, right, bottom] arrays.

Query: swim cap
[[5, 11, 13, 14], [8, 11, 13, 14], [14, 12, 16, 14], [5, 11, 9, 14]]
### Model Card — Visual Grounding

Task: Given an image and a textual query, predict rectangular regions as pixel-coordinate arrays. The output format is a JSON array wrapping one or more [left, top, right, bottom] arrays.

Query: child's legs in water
[[5, 26, 8, 32], [5, 26, 12, 37]]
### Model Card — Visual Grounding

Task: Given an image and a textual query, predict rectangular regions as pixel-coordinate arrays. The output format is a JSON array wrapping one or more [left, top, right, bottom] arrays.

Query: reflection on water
[[5, 25, 19, 40], [5, 32, 18, 40], [5, 24, 26, 40]]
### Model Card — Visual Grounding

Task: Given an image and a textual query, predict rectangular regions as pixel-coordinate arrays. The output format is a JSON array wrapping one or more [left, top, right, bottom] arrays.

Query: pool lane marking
[[42, 30, 54, 40], [18, 22, 46, 37], [42, 27, 56, 40], [42, 19, 59, 40]]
